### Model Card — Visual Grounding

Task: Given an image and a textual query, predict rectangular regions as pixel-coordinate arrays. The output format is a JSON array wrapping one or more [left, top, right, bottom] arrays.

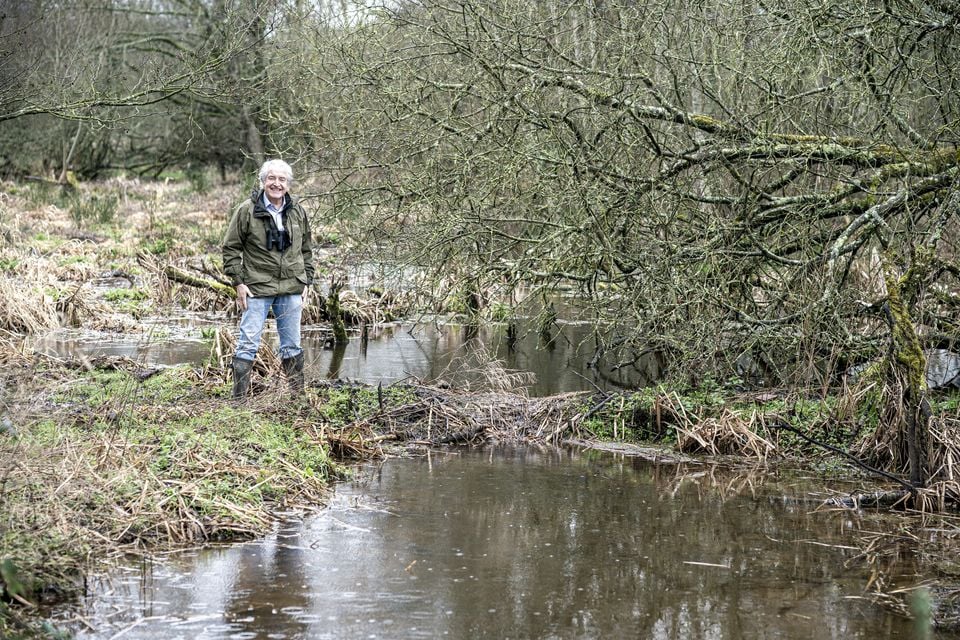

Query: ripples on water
[[49, 446, 944, 639]]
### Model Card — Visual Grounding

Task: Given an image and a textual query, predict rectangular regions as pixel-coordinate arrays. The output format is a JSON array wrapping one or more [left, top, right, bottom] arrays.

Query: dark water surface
[[50, 446, 942, 639], [34, 318, 661, 396]]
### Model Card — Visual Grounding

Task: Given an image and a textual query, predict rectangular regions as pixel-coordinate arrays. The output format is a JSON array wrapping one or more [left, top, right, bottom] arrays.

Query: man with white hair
[[222, 159, 315, 398]]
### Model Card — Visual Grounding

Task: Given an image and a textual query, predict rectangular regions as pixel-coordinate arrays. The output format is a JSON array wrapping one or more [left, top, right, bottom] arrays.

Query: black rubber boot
[[282, 353, 305, 394], [231, 357, 254, 399]]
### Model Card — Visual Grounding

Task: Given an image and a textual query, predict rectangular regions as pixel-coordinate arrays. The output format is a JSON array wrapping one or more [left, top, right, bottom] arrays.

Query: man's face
[[263, 172, 289, 204]]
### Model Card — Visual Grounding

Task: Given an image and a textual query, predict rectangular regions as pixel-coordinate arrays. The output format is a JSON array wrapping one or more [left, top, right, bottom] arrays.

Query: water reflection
[[50, 447, 947, 639], [34, 319, 663, 397], [31, 313, 221, 367], [304, 322, 663, 397]]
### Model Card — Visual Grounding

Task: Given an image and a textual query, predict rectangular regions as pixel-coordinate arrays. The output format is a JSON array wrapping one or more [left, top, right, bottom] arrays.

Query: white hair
[[258, 159, 294, 184]]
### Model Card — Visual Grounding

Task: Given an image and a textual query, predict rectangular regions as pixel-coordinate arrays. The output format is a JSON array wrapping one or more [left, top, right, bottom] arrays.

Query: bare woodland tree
[[290, 0, 960, 485], [0, 0, 288, 176]]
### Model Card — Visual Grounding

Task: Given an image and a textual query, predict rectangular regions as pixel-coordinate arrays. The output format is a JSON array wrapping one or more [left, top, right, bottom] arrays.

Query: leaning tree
[[258, 0, 960, 486]]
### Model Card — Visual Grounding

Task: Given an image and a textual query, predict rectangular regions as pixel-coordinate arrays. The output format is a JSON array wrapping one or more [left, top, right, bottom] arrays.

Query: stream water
[[49, 446, 951, 639]]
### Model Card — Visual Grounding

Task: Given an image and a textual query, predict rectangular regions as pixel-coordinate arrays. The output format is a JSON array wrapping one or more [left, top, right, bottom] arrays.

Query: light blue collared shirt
[[262, 193, 284, 231]]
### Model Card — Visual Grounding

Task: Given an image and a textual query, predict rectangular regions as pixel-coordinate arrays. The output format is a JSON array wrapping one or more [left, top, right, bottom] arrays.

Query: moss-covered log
[[325, 280, 350, 345], [164, 264, 236, 300]]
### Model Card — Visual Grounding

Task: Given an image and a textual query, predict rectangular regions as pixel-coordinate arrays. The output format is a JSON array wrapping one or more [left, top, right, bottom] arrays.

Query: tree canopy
[[303, 1, 960, 389]]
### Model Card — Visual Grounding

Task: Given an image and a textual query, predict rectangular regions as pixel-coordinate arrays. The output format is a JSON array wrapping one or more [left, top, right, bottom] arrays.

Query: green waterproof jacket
[[222, 190, 315, 297]]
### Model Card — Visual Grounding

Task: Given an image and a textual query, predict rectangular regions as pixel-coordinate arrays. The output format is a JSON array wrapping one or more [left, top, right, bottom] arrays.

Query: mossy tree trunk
[[882, 253, 932, 488], [326, 279, 350, 346]]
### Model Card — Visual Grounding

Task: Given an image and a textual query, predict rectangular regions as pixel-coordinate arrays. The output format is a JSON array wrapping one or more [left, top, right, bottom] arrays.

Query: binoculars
[[265, 227, 291, 251]]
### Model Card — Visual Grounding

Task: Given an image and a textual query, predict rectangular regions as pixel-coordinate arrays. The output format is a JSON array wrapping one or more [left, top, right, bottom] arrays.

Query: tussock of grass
[[0, 271, 58, 335], [672, 406, 776, 459]]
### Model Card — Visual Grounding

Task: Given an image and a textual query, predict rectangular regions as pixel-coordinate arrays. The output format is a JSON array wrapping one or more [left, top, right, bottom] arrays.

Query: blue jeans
[[234, 294, 303, 362]]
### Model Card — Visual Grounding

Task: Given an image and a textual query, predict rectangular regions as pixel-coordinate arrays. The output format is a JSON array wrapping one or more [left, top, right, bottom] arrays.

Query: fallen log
[[164, 264, 236, 300]]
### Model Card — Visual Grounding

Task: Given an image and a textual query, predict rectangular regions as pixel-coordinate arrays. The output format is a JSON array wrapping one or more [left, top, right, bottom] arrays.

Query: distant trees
[[0, 0, 294, 177]]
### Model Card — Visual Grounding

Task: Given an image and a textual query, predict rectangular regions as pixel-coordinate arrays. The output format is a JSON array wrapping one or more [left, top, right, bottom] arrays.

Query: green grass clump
[[576, 387, 672, 442], [102, 287, 151, 315], [315, 387, 381, 423], [102, 288, 147, 303], [70, 193, 118, 226]]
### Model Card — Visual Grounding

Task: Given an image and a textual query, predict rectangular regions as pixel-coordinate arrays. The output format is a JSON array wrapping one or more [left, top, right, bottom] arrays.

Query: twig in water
[[771, 421, 916, 493]]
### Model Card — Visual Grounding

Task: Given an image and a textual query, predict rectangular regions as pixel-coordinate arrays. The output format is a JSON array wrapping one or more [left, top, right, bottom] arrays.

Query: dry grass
[[664, 393, 777, 459], [0, 263, 59, 335], [0, 331, 31, 367], [849, 378, 960, 510], [208, 325, 282, 378], [337, 288, 404, 325]]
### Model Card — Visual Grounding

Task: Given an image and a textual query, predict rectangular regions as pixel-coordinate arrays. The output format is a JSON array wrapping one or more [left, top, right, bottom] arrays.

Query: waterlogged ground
[[47, 446, 953, 639], [26, 269, 959, 638]]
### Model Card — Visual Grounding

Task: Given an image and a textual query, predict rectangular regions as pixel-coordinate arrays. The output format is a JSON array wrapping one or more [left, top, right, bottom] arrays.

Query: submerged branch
[[770, 421, 917, 493]]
